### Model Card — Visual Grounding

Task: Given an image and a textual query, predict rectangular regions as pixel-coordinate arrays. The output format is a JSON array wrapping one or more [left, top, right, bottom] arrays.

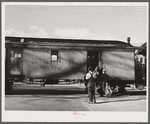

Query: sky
[[4, 3, 148, 46]]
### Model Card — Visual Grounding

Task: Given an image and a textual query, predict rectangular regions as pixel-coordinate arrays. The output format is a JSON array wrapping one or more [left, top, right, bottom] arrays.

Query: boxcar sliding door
[[87, 51, 99, 71]]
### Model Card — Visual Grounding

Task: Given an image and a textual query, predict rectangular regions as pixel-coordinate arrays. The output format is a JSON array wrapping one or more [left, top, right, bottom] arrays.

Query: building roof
[[136, 42, 146, 56]]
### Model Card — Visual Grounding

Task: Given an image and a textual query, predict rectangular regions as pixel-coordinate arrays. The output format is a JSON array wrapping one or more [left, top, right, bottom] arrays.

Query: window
[[10, 49, 22, 58], [51, 50, 59, 61], [15, 54, 21, 58]]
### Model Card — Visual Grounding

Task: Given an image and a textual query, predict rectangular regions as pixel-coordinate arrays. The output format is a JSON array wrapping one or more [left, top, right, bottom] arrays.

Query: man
[[86, 68, 96, 104], [98, 63, 107, 96], [84, 69, 92, 91]]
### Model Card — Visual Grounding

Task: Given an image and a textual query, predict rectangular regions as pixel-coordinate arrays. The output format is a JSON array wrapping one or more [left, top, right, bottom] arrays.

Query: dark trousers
[[84, 79, 88, 91], [88, 86, 96, 103]]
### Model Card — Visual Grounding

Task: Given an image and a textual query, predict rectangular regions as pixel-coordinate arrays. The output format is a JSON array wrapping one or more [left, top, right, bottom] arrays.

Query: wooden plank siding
[[23, 49, 87, 79], [5, 36, 136, 81]]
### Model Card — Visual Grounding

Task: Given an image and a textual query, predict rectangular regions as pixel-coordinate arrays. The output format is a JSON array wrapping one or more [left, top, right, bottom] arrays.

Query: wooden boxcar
[[5, 36, 138, 97]]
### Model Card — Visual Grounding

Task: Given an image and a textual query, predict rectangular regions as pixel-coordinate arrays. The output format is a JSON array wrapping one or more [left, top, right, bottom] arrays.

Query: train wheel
[[136, 84, 145, 90], [105, 83, 113, 98], [119, 86, 127, 93]]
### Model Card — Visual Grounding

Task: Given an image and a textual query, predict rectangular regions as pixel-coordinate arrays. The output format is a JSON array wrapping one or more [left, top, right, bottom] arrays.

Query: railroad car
[[135, 42, 146, 90], [5, 36, 141, 97]]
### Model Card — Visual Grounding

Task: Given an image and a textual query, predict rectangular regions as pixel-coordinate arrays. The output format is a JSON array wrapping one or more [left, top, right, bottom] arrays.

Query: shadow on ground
[[6, 89, 87, 95], [113, 90, 146, 97], [5, 82, 146, 96], [6, 89, 146, 97]]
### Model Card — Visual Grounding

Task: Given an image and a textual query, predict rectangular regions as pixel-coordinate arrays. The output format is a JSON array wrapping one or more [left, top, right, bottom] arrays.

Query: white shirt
[[85, 71, 92, 80]]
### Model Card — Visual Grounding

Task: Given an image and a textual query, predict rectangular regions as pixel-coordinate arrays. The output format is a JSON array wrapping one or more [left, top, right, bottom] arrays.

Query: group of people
[[85, 63, 106, 104]]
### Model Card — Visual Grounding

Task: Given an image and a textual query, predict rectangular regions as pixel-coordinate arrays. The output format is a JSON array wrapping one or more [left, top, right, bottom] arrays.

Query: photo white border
[[2, 2, 149, 122]]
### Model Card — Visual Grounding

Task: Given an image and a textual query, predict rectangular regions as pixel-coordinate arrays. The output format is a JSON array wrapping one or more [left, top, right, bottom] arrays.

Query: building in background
[[135, 42, 146, 88]]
